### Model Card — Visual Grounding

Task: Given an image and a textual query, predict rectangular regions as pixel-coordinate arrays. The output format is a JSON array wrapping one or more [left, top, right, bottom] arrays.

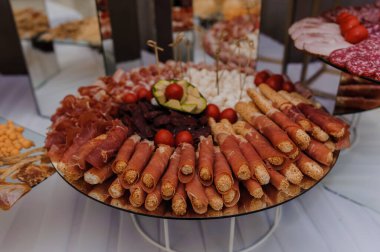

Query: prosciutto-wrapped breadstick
[[235, 102, 299, 159], [258, 84, 329, 142], [178, 143, 196, 183], [129, 181, 146, 208], [88, 179, 113, 202], [235, 136, 270, 185], [266, 165, 289, 191], [306, 139, 333, 166], [123, 140, 154, 185], [233, 121, 286, 166], [299, 176, 317, 190], [278, 162, 303, 185], [239, 190, 267, 212], [171, 183, 187, 216], [222, 180, 240, 208], [86, 124, 128, 168], [84, 163, 113, 185], [141, 145, 174, 193], [145, 182, 163, 212], [223, 205, 239, 216], [108, 176, 125, 198], [204, 185, 223, 211], [283, 183, 301, 197], [242, 179, 264, 199], [198, 136, 215, 186], [71, 134, 107, 171], [110, 197, 129, 209], [279, 91, 348, 138], [161, 147, 181, 200], [213, 146, 234, 193], [185, 173, 209, 214], [295, 153, 324, 180], [248, 89, 311, 150], [264, 185, 289, 205], [112, 134, 141, 174], [209, 119, 251, 180]]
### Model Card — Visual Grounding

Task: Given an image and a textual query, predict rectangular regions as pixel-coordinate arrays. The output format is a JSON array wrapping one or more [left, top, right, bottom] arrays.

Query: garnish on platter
[[152, 79, 207, 114]]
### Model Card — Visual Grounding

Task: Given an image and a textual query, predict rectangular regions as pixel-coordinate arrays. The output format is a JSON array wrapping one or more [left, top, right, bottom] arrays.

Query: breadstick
[[145, 182, 163, 212], [204, 185, 224, 211], [222, 180, 240, 207], [171, 183, 187, 216], [161, 147, 181, 200], [112, 134, 141, 174], [198, 136, 215, 186], [278, 162, 303, 185], [129, 181, 146, 208], [295, 153, 324, 180], [178, 143, 196, 183], [84, 163, 113, 185], [266, 165, 289, 191], [242, 179, 264, 198], [306, 139, 333, 166], [108, 176, 125, 198], [213, 146, 234, 193], [185, 173, 209, 214], [88, 179, 113, 202]]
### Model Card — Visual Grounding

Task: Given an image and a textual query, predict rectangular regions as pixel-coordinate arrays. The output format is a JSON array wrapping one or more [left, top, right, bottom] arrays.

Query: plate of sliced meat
[[289, 1, 380, 83], [46, 64, 350, 219]]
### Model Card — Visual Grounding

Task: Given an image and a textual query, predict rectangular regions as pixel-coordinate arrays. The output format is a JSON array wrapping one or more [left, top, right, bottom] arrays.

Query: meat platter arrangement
[[203, 14, 260, 70], [289, 1, 380, 82], [334, 73, 380, 114], [45, 62, 350, 219]]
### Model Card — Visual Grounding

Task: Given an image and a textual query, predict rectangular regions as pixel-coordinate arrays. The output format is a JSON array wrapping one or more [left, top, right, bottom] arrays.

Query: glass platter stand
[[54, 147, 340, 252]]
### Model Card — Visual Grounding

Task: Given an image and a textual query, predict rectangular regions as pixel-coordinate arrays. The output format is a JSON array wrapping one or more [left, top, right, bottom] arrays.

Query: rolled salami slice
[[235, 102, 299, 159], [112, 134, 141, 174], [197, 136, 215, 186], [222, 180, 240, 208], [296, 153, 324, 180], [141, 145, 174, 193], [185, 173, 209, 214], [178, 143, 196, 183], [108, 176, 126, 199], [213, 146, 234, 194], [242, 179, 264, 199], [171, 183, 187, 216], [204, 185, 223, 211], [236, 136, 270, 185], [145, 182, 163, 212], [233, 121, 286, 166], [161, 147, 181, 200], [129, 181, 146, 208], [86, 124, 128, 169], [84, 163, 113, 185], [122, 140, 155, 186]]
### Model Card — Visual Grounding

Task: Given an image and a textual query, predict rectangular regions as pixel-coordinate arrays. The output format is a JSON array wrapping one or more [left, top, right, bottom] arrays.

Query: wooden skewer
[[240, 38, 255, 100], [169, 32, 185, 78], [146, 40, 164, 74]]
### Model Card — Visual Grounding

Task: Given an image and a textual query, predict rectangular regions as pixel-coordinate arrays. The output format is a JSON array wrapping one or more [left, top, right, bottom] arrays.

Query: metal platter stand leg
[[130, 206, 282, 252]]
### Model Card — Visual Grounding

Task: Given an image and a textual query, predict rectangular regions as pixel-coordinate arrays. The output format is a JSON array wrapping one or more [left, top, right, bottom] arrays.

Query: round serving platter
[[52, 152, 339, 220]]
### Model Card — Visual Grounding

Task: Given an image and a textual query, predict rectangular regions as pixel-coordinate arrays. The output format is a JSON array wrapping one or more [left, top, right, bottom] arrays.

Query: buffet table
[[1, 69, 380, 251]]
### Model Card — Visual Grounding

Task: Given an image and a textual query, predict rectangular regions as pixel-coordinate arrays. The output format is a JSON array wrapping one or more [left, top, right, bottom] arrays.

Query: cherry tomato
[[123, 92, 138, 104], [175, 130, 193, 146], [146, 88, 154, 101], [265, 74, 284, 91], [154, 129, 175, 146], [254, 70, 271, 86], [165, 83, 184, 100], [220, 108, 238, 124], [282, 81, 295, 92], [340, 17, 360, 33], [336, 12, 352, 24], [344, 25, 368, 44], [206, 104, 220, 121], [136, 87, 149, 100]]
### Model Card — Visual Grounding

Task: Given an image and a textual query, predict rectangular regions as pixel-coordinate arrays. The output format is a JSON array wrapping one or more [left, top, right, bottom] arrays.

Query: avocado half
[[152, 79, 207, 114]]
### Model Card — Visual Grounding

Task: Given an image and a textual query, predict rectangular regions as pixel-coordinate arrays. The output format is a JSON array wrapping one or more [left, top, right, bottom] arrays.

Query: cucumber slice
[[152, 79, 207, 114]]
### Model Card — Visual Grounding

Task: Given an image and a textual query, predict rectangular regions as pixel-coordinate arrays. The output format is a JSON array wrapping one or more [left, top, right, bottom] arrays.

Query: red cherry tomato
[[175, 130, 193, 146], [340, 17, 360, 33], [123, 92, 138, 104], [220, 108, 238, 124], [344, 25, 368, 44], [146, 88, 154, 101], [206, 104, 220, 121], [254, 70, 271, 86], [336, 12, 352, 24], [136, 87, 149, 100], [165, 83, 184, 100], [282, 81, 295, 92], [154, 129, 175, 146], [265, 74, 284, 91]]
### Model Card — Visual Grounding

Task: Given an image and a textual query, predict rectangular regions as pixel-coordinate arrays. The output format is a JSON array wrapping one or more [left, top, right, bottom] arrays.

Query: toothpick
[[240, 38, 255, 100], [215, 31, 227, 95], [169, 32, 185, 78], [146, 40, 164, 72]]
